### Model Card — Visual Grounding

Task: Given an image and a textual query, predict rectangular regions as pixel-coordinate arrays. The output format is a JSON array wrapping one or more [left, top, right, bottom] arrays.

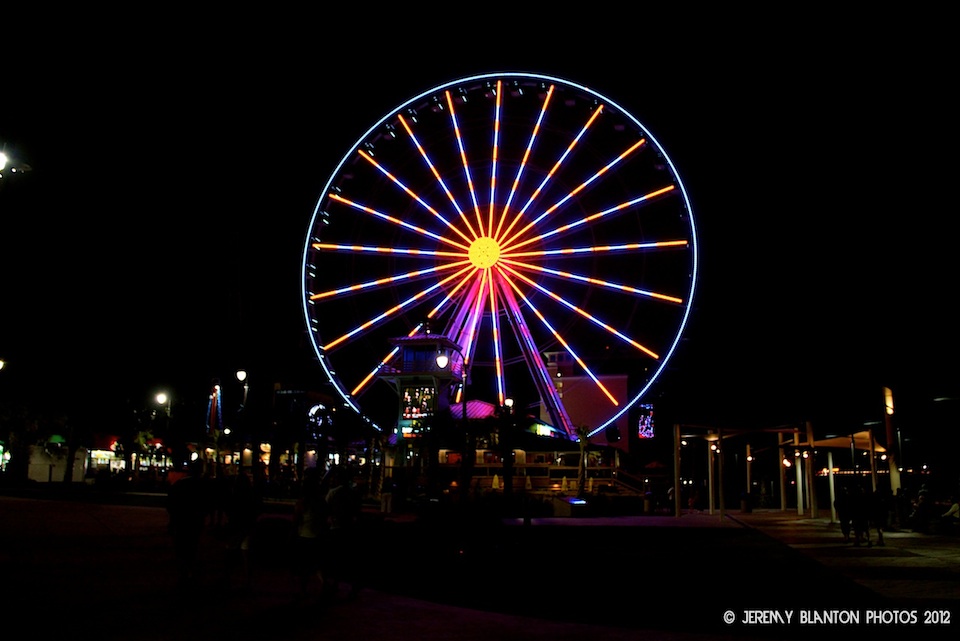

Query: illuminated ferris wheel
[[301, 72, 698, 439]]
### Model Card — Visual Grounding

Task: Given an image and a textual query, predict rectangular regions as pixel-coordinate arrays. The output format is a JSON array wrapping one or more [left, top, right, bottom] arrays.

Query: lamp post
[[236, 369, 249, 409], [436, 344, 471, 501], [155, 392, 173, 468], [435, 349, 468, 430], [0, 360, 7, 472], [236, 370, 250, 473], [502, 397, 515, 503], [156, 392, 172, 416], [0, 146, 32, 191]]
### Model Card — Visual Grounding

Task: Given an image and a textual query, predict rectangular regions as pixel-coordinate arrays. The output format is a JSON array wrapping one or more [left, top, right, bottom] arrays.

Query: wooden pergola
[[671, 422, 888, 520]]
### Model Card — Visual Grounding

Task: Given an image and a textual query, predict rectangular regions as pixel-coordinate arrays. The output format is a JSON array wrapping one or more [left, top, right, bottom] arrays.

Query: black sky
[[1, 13, 957, 470]]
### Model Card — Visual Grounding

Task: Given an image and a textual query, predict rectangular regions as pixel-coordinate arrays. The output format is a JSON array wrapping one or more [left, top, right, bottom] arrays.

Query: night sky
[[1, 14, 956, 476]]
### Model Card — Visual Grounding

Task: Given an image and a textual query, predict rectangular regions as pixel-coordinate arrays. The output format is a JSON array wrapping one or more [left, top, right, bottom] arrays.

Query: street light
[[501, 396, 516, 501], [436, 344, 471, 499], [235, 369, 250, 471], [155, 392, 173, 469], [435, 346, 468, 428], [236, 369, 249, 408], [0, 145, 32, 186], [156, 392, 172, 417]]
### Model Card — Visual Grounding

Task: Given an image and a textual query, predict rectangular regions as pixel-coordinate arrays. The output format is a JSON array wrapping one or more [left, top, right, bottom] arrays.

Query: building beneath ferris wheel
[[365, 333, 653, 509]]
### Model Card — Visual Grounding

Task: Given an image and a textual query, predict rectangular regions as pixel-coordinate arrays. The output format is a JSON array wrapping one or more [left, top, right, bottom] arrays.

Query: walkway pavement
[[734, 508, 960, 603], [0, 492, 957, 641]]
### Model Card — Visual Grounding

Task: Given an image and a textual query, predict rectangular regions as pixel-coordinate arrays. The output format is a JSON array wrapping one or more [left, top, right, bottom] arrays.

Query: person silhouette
[[221, 469, 261, 590], [167, 460, 213, 588], [940, 495, 959, 531], [870, 488, 890, 547], [834, 484, 852, 542], [292, 466, 331, 600], [850, 483, 871, 547], [324, 466, 363, 599], [909, 492, 934, 533]]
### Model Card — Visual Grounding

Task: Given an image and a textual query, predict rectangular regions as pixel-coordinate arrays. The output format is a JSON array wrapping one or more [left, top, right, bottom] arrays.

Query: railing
[[383, 462, 649, 496], [611, 467, 649, 494]]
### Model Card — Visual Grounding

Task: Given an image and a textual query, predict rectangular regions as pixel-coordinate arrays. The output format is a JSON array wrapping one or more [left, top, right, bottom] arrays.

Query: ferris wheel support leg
[[499, 284, 576, 439]]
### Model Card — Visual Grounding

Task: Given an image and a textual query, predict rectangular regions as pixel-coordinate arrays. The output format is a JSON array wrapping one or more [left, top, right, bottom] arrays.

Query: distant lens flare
[[302, 73, 698, 437]]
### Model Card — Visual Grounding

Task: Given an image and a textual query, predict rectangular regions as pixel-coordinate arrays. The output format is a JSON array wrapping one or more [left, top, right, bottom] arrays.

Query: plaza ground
[[0, 490, 957, 641]]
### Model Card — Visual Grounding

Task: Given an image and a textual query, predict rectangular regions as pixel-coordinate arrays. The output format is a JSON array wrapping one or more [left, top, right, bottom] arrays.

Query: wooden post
[[806, 421, 819, 518], [883, 387, 902, 493], [718, 427, 725, 520], [673, 423, 682, 517], [707, 432, 716, 515], [794, 428, 803, 516]]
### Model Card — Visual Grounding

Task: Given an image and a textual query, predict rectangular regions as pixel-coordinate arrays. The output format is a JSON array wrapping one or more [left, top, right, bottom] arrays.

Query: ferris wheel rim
[[301, 71, 699, 438]]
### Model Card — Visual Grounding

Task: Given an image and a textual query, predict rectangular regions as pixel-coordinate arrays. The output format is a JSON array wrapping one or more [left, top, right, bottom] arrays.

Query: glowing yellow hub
[[468, 237, 501, 269]]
